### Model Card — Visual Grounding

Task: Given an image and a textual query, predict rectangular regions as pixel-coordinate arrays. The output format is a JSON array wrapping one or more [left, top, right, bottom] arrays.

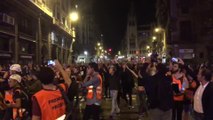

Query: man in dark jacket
[[193, 68, 213, 120], [142, 63, 173, 120], [120, 63, 134, 108]]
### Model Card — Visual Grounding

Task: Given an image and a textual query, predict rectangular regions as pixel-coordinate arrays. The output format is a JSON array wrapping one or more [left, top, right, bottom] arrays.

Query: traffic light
[[108, 48, 112, 52]]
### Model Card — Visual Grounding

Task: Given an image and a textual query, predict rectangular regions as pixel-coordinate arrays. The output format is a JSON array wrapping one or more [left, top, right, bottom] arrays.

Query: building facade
[[156, 0, 213, 63], [0, 0, 74, 65], [72, 0, 101, 61], [137, 25, 154, 57], [125, 2, 138, 58]]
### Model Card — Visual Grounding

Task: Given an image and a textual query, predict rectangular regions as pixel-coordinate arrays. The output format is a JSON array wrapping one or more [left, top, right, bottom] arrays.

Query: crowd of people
[[0, 57, 212, 120]]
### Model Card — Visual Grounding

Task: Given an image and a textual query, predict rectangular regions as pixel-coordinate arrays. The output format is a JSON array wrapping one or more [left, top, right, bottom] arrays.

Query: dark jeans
[[2, 108, 12, 120], [138, 91, 148, 115], [83, 104, 101, 120], [172, 101, 183, 120], [192, 111, 204, 120], [123, 87, 133, 106], [104, 83, 110, 98]]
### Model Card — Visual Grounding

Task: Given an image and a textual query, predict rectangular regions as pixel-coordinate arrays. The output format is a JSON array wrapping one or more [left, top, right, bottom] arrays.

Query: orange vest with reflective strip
[[86, 74, 103, 100], [33, 84, 66, 120], [5, 89, 25, 119], [172, 77, 184, 101]]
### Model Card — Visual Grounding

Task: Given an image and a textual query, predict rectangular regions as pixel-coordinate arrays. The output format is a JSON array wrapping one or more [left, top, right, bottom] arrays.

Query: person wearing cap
[[3, 74, 29, 119], [0, 64, 22, 119], [9, 64, 22, 75]]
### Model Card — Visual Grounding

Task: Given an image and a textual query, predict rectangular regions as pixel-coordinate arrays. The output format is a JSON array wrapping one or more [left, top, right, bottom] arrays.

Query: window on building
[[180, 21, 192, 42], [0, 38, 9, 51]]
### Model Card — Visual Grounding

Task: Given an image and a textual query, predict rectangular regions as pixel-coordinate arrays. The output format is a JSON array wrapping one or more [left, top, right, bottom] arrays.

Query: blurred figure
[[32, 60, 72, 120], [193, 68, 213, 120], [120, 63, 134, 108], [80, 62, 103, 120], [108, 65, 120, 117]]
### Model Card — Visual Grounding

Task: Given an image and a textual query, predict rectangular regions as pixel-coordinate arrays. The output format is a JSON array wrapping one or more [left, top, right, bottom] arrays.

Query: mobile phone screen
[[48, 60, 55, 66]]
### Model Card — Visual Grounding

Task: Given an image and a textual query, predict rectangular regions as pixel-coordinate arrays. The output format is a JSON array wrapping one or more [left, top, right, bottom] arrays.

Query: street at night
[[0, 0, 213, 120]]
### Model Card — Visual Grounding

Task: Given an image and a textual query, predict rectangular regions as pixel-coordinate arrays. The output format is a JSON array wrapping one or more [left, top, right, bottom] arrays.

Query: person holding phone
[[170, 60, 186, 120], [31, 60, 72, 120]]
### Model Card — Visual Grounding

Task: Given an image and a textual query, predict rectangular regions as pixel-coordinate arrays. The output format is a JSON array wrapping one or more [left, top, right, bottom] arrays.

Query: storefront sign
[[179, 49, 194, 59]]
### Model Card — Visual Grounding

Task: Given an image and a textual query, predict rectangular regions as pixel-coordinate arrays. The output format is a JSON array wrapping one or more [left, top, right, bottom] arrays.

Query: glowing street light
[[97, 42, 101, 46], [84, 51, 88, 56], [146, 45, 150, 49], [99, 46, 102, 50], [70, 11, 79, 22], [155, 28, 160, 32], [152, 36, 157, 40]]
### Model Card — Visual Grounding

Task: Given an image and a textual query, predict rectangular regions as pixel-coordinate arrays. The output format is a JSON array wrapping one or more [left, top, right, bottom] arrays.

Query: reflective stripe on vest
[[86, 75, 102, 100], [172, 77, 184, 101], [5, 90, 25, 119]]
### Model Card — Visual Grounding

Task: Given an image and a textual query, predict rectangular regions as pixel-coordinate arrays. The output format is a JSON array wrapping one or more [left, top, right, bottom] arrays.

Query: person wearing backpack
[[31, 60, 72, 120], [3, 74, 30, 120]]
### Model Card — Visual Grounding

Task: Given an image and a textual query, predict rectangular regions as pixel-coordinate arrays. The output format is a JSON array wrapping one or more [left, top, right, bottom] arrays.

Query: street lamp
[[97, 42, 101, 46], [155, 28, 160, 32], [70, 11, 79, 22], [99, 46, 102, 50], [146, 45, 150, 49], [84, 51, 88, 56], [152, 36, 157, 40], [68, 11, 79, 64]]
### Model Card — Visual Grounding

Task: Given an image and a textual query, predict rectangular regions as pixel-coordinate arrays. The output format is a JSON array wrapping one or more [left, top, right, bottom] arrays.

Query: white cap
[[10, 64, 22, 72], [9, 74, 22, 83]]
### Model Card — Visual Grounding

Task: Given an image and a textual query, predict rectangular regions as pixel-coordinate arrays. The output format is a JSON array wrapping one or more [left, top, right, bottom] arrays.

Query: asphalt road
[[77, 95, 149, 120]]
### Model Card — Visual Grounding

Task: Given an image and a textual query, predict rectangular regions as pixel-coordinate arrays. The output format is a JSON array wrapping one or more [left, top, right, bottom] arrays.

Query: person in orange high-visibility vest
[[171, 62, 185, 120], [32, 60, 72, 120], [3, 74, 28, 120], [80, 62, 103, 120]]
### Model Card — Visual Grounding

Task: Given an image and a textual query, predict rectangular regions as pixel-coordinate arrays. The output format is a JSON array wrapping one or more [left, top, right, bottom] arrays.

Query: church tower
[[126, 1, 138, 58]]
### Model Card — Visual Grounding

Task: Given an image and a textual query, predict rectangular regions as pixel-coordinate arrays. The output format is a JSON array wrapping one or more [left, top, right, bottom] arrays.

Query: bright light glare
[[148, 53, 152, 57], [146, 46, 150, 49], [70, 12, 79, 22], [155, 28, 160, 32], [84, 51, 88, 55], [97, 42, 101, 46]]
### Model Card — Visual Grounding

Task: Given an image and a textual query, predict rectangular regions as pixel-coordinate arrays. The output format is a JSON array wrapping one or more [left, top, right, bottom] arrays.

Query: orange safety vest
[[86, 74, 102, 100], [172, 77, 184, 101], [33, 84, 67, 120], [5, 89, 25, 119]]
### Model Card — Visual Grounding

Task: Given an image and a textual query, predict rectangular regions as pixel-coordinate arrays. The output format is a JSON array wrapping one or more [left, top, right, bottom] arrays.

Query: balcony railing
[[53, 18, 72, 36], [29, 0, 53, 17]]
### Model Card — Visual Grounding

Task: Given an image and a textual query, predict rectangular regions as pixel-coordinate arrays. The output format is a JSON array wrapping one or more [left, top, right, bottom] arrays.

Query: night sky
[[93, 0, 156, 54]]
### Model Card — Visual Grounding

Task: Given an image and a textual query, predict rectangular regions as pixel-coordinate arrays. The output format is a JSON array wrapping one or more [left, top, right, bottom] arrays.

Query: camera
[[48, 60, 55, 66]]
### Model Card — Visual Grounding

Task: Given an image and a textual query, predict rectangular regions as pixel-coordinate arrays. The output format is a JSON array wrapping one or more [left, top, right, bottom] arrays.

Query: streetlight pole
[[154, 27, 166, 56], [68, 11, 79, 64]]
